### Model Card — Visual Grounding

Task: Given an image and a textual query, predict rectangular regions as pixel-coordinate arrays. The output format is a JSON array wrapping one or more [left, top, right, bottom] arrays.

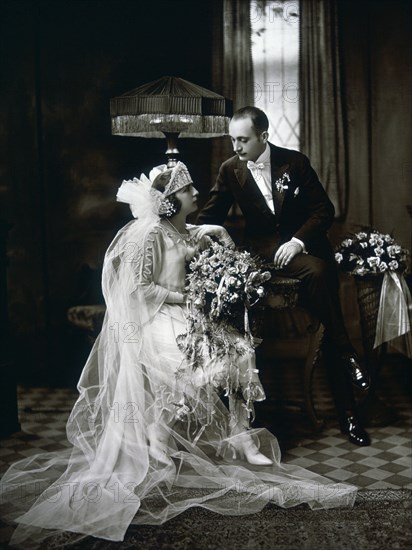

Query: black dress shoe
[[339, 416, 371, 446], [340, 352, 370, 391]]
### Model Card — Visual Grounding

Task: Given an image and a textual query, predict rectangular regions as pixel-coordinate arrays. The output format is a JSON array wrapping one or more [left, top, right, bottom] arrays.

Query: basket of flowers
[[335, 228, 410, 352], [335, 229, 408, 277]]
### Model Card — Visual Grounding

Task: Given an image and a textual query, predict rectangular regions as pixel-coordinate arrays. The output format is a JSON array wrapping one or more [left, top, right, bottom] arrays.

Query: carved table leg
[[303, 321, 325, 430]]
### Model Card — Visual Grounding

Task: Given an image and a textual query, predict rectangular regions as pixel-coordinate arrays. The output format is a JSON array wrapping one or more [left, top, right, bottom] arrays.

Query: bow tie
[[247, 161, 265, 171]]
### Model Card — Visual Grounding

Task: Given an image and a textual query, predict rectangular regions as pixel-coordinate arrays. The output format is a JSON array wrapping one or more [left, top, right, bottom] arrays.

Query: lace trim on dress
[[135, 223, 160, 291]]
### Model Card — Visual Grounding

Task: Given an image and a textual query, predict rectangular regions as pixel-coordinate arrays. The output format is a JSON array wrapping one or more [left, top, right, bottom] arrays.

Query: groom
[[197, 106, 371, 446]]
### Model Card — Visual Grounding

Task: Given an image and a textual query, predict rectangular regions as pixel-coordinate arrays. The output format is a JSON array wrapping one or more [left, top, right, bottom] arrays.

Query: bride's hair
[[152, 170, 182, 218]]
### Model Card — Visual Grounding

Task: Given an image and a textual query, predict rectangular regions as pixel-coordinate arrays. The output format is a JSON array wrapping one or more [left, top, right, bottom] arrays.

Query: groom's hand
[[273, 240, 303, 269]]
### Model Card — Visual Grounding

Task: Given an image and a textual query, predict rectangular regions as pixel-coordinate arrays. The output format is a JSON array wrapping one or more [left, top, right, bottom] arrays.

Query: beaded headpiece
[[116, 161, 193, 220], [150, 161, 193, 196]]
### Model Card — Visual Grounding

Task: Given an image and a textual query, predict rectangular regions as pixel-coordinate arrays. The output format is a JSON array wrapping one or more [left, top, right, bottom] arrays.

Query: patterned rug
[[2, 490, 410, 549]]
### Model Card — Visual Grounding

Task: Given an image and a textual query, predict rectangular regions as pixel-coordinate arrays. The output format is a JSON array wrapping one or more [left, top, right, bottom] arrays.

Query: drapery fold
[[209, 0, 255, 208], [300, 0, 348, 219], [222, 0, 254, 108]]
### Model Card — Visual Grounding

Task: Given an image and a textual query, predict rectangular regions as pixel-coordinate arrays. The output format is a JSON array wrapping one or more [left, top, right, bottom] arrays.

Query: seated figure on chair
[[197, 106, 371, 446], [1, 162, 358, 548]]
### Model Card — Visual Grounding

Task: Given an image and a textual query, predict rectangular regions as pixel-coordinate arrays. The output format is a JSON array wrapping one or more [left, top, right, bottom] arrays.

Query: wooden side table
[[253, 276, 324, 430]]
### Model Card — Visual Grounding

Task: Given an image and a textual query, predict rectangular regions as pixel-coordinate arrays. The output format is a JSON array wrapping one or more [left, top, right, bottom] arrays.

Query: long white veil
[[0, 171, 357, 549]]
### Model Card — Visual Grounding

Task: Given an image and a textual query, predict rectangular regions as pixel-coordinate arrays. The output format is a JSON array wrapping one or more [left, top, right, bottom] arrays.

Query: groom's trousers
[[273, 252, 356, 415]]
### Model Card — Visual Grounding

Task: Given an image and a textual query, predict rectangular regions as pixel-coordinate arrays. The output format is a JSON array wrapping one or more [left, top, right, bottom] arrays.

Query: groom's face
[[229, 117, 268, 162]]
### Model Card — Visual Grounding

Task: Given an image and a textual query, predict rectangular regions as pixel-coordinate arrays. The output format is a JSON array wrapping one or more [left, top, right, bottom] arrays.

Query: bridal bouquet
[[335, 229, 409, 277], [177, 240, 271, 370], [185, 240, 271, 324]]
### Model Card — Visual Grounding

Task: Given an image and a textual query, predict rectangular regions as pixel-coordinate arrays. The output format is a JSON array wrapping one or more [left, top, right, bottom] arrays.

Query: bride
[[1, 162, 356, 548]]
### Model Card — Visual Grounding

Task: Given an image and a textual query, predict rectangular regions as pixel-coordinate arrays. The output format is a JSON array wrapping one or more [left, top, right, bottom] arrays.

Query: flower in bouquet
[[177, 240, 271, 372], [335, 228, 409, 276], [185, 240, 271, 326]]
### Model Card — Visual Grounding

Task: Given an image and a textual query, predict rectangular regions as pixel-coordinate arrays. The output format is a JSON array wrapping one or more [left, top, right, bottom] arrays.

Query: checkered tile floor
[[282, 425, 412, 489], [1, 358, 411, 491], [278, 355, 412, 490]]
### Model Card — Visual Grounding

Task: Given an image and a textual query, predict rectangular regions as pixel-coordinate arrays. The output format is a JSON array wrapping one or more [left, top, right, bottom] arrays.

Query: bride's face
[[174, 183, 199, 215]]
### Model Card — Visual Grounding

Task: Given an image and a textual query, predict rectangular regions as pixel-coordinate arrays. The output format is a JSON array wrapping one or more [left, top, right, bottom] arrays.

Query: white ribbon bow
[[247, 161, 265, 171]]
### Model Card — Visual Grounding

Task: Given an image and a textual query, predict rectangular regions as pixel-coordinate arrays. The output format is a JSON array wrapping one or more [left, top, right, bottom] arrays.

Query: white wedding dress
[[0, 219, 357, 549]]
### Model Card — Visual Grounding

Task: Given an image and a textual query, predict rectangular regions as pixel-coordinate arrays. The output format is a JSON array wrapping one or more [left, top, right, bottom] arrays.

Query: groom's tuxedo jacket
[[198, 143, 336, 262]]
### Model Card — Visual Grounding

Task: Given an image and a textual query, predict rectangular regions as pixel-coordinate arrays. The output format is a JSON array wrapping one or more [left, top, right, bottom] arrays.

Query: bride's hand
[[197, 225, 235, 249]]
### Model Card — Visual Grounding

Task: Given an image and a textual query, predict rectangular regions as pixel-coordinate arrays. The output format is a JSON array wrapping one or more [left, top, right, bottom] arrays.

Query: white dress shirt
[[247, 144, 274, 213], [247, 144, 305, 251]]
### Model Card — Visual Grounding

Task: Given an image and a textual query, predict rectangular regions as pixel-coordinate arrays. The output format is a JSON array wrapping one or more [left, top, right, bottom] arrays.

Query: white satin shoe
[[147, 425, 173, 466], [233, 433, 273, 466]]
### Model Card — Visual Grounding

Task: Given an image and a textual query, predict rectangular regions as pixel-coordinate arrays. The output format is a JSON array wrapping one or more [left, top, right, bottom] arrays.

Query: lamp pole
[[163, 132, 180, 167]]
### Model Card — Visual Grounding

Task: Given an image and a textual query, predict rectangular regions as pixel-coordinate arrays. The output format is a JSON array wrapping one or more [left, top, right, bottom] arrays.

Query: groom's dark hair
[[231, 106, 269, 136]]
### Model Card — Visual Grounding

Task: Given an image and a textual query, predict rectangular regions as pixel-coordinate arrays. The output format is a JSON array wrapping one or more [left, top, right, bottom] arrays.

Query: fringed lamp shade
[[110, 76, 233, 165]]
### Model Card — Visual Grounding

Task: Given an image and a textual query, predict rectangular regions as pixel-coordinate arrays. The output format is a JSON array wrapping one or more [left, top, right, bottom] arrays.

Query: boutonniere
[[274, 172, 290, 193], [294, 187, 300, 197]]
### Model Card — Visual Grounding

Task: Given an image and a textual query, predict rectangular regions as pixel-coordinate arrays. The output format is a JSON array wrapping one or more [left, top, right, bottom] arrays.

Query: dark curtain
[[222, 0, 254, 108], [300, 0, 348, 219], [209, 0, 254, 203]]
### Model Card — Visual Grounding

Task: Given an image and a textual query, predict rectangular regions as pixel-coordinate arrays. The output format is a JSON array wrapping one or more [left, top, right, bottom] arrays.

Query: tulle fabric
[[1, 218, 357, 549], [374, 271, 412, 358]]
